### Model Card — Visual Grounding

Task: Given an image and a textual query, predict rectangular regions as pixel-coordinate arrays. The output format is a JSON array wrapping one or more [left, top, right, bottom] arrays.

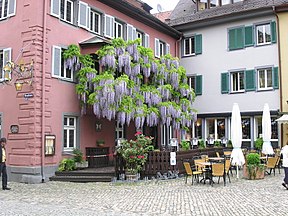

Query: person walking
[[281, 143, 288, 190], [0, 137, 11, 190]]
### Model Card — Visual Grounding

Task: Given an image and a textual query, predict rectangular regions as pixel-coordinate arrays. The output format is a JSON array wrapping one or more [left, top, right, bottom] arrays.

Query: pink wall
[[0, 0, 178, 168]]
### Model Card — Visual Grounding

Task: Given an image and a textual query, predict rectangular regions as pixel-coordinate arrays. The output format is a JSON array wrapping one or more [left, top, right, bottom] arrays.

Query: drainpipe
[[272, 6, 283, 147], [175, 34, 183, 58], [41, 0, 48, 183]]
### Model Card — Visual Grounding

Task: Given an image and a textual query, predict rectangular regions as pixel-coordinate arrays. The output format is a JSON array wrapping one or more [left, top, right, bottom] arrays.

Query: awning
[[275, 114, 288, 124], [79, 35, 110, 46]]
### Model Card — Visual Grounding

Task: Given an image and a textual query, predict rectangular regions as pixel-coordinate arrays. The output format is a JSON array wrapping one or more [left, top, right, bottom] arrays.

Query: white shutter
[[127, 24, 133, 41], [144, 34, 150, 48], [78, 1, 88, 28], [51, 0, 60, 17], [132, 27, 137, 40], [52, 46, 61, 77], [2, 48, 12, 80], [155, 38, 160, 58], [166, 43, 170, 54], [104, 14, 114, 38], [8, 0, 16, 17]]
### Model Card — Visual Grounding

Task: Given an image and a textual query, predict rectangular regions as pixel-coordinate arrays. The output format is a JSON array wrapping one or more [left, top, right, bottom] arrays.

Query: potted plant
[[180, 140, 190, 151], [243, 153, 265, 180], [198, 139, 205, 149], [58, 158, 76, 171], [116, 132, 154, 180], [73, 148, 88, 169], [214, 140, 221, 148], [96, 139, 105, 147], [254, 137, 263, 151]]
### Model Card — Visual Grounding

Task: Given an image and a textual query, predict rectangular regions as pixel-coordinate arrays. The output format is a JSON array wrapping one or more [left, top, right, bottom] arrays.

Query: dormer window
[[197, 0, 243, 11]]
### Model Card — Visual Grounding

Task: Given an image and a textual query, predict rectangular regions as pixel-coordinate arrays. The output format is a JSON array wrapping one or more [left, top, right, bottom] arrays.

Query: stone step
[[49, 175, 113, 183], [54, 171, 115, 177]]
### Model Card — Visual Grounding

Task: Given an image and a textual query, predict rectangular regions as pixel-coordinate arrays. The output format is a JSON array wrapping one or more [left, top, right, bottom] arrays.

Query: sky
[[142, 0, 180, 14]]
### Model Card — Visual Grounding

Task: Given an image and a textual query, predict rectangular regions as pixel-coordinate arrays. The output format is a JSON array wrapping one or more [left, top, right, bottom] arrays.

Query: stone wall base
[[7, 165, 58, 184]]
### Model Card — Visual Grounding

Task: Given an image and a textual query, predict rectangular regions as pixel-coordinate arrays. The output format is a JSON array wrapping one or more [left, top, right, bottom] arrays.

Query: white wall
[[181, 15, 280, 114]]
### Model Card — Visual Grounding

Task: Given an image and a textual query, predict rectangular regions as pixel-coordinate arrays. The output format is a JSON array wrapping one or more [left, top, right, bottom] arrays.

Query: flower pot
[[243, 165, 265, 180], [126, 173, 140, 181]]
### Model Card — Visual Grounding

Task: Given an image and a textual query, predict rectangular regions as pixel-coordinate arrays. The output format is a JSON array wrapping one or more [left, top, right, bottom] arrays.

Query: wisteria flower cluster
[[117, 132, 154, 174], [71, 38, 196, 130]]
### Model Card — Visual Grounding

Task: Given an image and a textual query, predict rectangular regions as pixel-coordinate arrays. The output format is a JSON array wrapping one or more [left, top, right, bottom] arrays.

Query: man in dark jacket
[[0, 137, 11, 190]]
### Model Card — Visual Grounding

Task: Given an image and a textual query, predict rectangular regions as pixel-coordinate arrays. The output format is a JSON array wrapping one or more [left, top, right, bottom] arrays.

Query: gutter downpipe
[[175, 34, 183, 58], [272, 6, 283, 147], [41, 0, 48, 183]]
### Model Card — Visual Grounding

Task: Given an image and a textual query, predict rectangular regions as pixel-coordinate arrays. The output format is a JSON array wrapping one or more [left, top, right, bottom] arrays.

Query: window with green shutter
[[271, 21, 277, 43], [245, 26, 254, 47], [182, 34, 202, 57], [195, 34, 202, 55], [245, 70, 256, 91], [221, 72, 229, 94], [228, 27, 244, 51]]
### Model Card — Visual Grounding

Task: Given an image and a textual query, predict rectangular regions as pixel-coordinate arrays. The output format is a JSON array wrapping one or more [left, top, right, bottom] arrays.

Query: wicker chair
[[211, 163, 225, 186], [266, 156, 279, 176], [183, 162, 203, 185]]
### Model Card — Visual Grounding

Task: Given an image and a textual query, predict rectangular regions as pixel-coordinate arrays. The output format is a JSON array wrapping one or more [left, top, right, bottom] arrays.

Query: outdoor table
[[208, 157, 225, 162], [197, 161, 213, 184]]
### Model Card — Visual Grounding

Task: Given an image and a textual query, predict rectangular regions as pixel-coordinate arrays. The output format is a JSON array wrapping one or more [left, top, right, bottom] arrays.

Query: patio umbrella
[[261, 103, 274, 155], [230, 103, 245, 179]]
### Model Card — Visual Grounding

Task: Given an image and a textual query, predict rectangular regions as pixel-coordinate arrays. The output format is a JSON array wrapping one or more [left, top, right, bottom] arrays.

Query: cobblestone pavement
[[0, 170, 287, 216]]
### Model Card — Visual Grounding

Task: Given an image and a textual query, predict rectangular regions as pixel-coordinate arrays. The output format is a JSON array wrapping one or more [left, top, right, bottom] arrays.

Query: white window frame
[[115, 21, 123, 39], [206, 118, 226, 141], [159, 41, 165, 56], [256, 23, 271, 46], [0, 48, 12, 81], [187, 75, 196, 89], [144, 33, 150, 48], [183, 37, 195, 56], [161, 125, 173, 147], [0, 0, 16, 20], [78, 1, 89, 29], [52, 46, 73, 81], [60, 0, 73, 24], [136, 31, 143, 46], [230, 71, 245, 93], [63, 116, 77, 150], [104, 14, 114, 38], [116, 121, 124, 140], [89, 9, 101, 34], [257, 67, 273, 90]]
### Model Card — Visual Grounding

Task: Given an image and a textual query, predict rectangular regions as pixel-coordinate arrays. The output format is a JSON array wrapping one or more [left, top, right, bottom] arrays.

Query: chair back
[[266, 156, 278, 168], [216, 152, 220, 158], [183, 162, 193, 175], [223, 151, 232, 156], [225, 159, 231, 173], [194, 158, 206, 171], [212, 163, 224, 176]]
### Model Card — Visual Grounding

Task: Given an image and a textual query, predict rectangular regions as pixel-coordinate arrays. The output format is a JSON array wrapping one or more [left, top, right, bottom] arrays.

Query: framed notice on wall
[[45, 135, 56, 156]]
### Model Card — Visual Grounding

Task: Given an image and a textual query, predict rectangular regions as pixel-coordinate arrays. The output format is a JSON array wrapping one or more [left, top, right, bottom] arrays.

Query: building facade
[[0, 0, 180, 183], [169, 0, 288, 148]]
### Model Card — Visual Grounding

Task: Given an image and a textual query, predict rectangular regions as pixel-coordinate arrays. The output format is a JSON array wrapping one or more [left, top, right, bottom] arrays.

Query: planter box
[[75, 161, 89, 169], [243, 165, 265, 180]]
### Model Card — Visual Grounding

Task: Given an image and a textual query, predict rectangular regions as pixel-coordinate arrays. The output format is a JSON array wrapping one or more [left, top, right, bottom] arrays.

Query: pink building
[[0, 0, 180, 183]]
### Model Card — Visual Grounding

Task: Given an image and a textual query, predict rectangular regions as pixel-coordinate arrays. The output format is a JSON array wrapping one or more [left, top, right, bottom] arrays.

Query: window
[[155, 38, 171, 58], [256, 23, 271, 45], [210, 0, 220, 7], [161, 125, 173, 147], [0, 48, 11, 81], [127, 24, 136, 41], [206, 118, 225, 140], [115, 121, 125, 140], [60, 0, 73, 23], [195, 119, 202, 139], [0, 0, 16, 20], [242, 118, 251, 139], [104, 14, 114, 38], [52, 46, 73, 81], [258, 68, 272, 90], [188, 75, 202, 95], [144, 34, 150, 48], [137, 31, 143, 46], [90, 10, 101, 34], [228, 27, 244, 50], [63, 116, 77, 150], [183, 34, 202, 56], [230, 71, 244, 92], [115, 21, 123, 38]]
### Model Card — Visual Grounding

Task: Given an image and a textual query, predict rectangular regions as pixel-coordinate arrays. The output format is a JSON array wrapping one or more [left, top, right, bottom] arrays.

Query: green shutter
[[229, 27, 244, 50], [271, 21, 277, 43], [273, 67, 279, 89], [195, 75, 202, 95], [236, 27, 244, 49], [221, 72, 229, 94], [195, 34, 202, 55], [245, 26, 254, 47], [245, 70, 255, 91], [229, 29, 236, 50]]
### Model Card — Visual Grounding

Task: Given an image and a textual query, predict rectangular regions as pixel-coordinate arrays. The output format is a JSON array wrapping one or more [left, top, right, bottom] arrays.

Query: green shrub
[[181, 140, 190, 151], [246, 153, 260, 166], [58, 158, 76, 171], [198, 139, 205, 149], [254, 138, 263, 151], [246, 153, 265, 179], [214, 140, 221, 147], [73, 148, 84, 163]]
